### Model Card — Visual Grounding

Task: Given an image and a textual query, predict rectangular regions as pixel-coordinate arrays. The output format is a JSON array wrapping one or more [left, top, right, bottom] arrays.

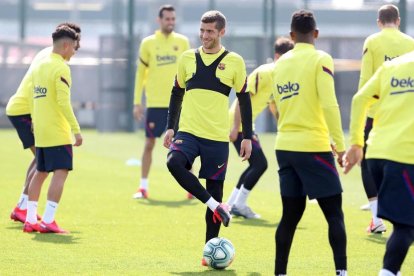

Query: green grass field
[[1, 129, 413, 275]]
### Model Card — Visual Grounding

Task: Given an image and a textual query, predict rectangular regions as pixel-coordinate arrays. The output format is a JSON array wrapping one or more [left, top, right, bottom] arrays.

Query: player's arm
[[316, 55, 345, 164], [230, 99, 241, 142], [358, 39, 374, 90], [343, 66, 382, 173], [234, 57, 252, 161], [133, 41, 149, 121], [164, 53, 186, 149], [268, 98, 278, 120], [56, 66, 82, 146]]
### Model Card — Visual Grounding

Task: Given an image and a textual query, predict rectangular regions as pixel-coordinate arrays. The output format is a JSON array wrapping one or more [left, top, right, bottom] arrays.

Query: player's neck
[[202, 45, 222, 54]]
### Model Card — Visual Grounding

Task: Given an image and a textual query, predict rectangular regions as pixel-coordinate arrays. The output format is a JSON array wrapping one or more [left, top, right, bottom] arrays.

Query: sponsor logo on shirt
[[390, 77, 414, 95], [34, 86, 47, 98], [277, 82, 300, 101], [384, 55, 398, 61], [156, 55, 177, 66]]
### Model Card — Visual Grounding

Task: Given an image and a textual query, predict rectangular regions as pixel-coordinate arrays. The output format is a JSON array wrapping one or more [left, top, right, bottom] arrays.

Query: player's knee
[[166, 152, 186, 173], [144, 138, 156, 151]]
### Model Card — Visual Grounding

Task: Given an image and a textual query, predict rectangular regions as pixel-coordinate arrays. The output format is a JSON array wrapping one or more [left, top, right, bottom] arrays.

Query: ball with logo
[[202, 237, 235, 269]]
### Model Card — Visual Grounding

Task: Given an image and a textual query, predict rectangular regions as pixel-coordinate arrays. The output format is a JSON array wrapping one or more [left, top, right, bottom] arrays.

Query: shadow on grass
[[170, 269, 237, 275], [31, 231, 81, 244], [137, 198, 198, 208], [365, 234, 388, 244], [231, 217, 278, 228]]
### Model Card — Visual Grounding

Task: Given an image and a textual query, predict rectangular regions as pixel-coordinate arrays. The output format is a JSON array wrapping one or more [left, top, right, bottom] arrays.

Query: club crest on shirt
[[218, 63, 226, 70], [173, 45, 179, 51]]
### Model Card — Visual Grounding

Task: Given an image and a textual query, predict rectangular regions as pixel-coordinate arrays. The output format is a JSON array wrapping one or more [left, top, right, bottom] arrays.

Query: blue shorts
[[8, 114, 34, 149], [145, 108, 168, 138], [368, 159, 414, 227], [276, 150, 343, 199], [36, 145, 73, 172], [168, 131, 229, 180]]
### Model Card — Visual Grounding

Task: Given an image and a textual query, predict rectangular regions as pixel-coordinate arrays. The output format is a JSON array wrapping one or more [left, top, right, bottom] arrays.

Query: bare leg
[[47, 169, 69, 203], [141, 137, 156, 179]]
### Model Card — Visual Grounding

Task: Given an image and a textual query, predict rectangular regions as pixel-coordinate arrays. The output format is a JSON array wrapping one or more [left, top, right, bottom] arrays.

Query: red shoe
[[201, 258, 208, 267], [213, 203, 232, 227], [132, 188, 148, 199], [39, 221, 69, 234], [11, 207, 42, 223], [187, 192, 194, 199], [23, 222, 41, 233], [11, 207, 26, 223]]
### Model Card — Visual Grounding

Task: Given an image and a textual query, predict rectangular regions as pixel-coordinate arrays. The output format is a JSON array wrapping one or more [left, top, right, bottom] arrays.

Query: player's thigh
[[293, 151, 342, 199], [276, 150, 304, 197], [8, 114, 34, 149], [372, 159, 414, 227], [199, 138, 229, 181], [168, 131, 199, 170], [42, 145, 73, 172], [145, 108, 168, 138]]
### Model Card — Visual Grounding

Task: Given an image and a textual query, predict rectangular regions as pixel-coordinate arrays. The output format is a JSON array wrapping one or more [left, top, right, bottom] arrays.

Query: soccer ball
[[202, 237, 235, 269]]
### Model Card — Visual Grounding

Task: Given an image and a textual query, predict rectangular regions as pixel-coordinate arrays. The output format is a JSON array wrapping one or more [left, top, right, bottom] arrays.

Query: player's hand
[[336, 151, 345, 168], [74, 133, 83, 147], [163, 129, 175, 149], [229, 128, 239, 142], [133, 104, 144, 122], [342, 145, 363, 174], [239, 139, 252, 161]]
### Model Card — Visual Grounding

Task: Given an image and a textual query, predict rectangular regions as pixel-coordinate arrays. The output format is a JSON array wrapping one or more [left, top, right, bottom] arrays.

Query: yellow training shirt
[[31, 53, 80, 147], [359, 28, 414, 118], [350, 51, 414, 164], [6, 47, 52, 116], [229, 62, 274, 132], [271, 43, 345, 152], [134, 30, 190, 107], [176, 46, 247, 142]]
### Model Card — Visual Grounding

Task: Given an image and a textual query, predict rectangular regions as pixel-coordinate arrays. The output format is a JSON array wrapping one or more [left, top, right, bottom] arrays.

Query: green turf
[[0, 130, 413, 275]]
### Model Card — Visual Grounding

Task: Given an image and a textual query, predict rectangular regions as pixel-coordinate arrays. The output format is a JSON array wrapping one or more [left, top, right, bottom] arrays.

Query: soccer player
[[132, 4, 190, 199], [163, 10, 252, 262], [357, 4, 414, 233], [23, 26, 82, 233], [343, 51, 414, 276], [7, 22, 81, 224], [226, 37, 294, 219], [271, 10, 347, 276]]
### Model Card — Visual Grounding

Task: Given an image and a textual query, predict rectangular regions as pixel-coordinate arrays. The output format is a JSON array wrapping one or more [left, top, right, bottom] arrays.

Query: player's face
[[199, 22, 224, 50], [159, 10, 176, 34]]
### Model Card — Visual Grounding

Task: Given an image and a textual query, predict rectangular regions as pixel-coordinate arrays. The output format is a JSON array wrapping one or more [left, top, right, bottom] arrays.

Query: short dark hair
[[57, 22, 81, 34], [52, 26, 78, 42], [378, 5, 399, 24], [274, 37, 294, 55], [159, 5, 175, 18], [201, 10, 226, 31], [291, 10, 316, 34]]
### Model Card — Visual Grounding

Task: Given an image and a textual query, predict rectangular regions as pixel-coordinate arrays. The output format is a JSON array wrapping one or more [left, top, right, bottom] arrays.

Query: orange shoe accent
[[187, 193, 194, 199], [11, 207, 26, 223], [201, 258, 208, 267]]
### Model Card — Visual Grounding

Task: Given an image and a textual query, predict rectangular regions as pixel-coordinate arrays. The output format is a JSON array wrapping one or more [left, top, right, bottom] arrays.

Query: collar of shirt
[[155, 30, 175, 40], [50, 52, 65, 62], [293, 43, 315, 52]]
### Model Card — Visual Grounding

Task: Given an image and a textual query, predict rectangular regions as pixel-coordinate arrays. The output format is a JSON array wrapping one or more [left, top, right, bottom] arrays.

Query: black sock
[[205, 179, 224, 243]]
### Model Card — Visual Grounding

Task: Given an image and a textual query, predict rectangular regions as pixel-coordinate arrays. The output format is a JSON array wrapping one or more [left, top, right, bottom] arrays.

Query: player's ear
[[314, 29, 319, 39], [289, 31, 295, 42], [219, 27, 225, 37]]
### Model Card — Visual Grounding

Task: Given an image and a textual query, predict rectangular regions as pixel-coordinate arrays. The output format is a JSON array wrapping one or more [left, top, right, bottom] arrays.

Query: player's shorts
[[276, 150, 343, 199], [168, 131, 229, 181], [8, 114, 34, 149], [368, 159, 414, 227], [36, 145, 73, 172], [145, 108, 168, 138]]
